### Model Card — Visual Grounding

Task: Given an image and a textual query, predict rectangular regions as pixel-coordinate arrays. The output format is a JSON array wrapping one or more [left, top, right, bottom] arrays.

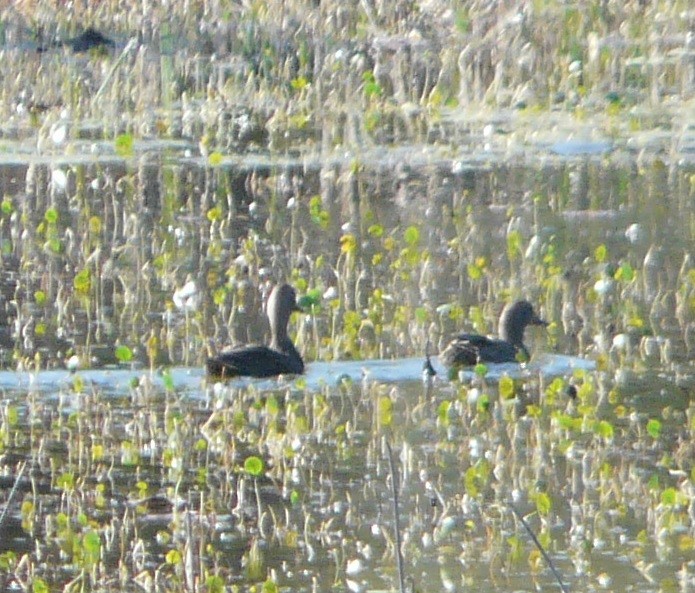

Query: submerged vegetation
[[0, 1, 692, 592]]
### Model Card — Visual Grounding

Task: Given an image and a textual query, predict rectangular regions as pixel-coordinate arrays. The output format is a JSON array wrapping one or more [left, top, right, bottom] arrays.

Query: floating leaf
[[647, 474, 660, 491], [89, 216, 102, 234], [162, 369, 174, 391], [526, 404, 541, 418], [207, 206, 223, 222], [507, 535, 523, 563], [404, 226, 420, 247], [595, 420, 614, 439], [594, 243, 607, 263], [114, 133, 134, 156], [557, 414, 582, 431], [362, 71, 383, 98], [44, 208, 59, 224], [474, 363, 488, 377], [499, 375, 515, 399], [309, 196, 330, 228], [507, 229, 523, 261], [212, 286, 227, 306], [535, 491, 551, 515], [72, 375, 84, 394], [83, 530, 101, 565], [206, 576, 225, 593], [266, 394, 280, 415], [244, 456, 264, 477], [378, 395, 393, 427], [74, 269, 91, 295], [678, 534, 694, 552], [1, 198, 13, 215], [57, 472, 75, 490], [46, 238, 62, 253], [165, 549, 182, 565], [288, 113, 309, 129], [0, 551, 17, 571], [467, 262, 483, 280], [646, 418, 661, 439], [437, 400, 451, 423], [92, 444, 104, 461], [121, 441, 140, 465], [298, 288, 321, 310], [340, 234, 357, 255], [368, 224, 384, 237], [477, 393, 491, 413], [115, 345, 133, 363], [615, 262, 634, 282], [627, 315, 644, 329], [208, 152, 223, 167], [6, 405, 18, 426], [290, 76, 309, 91], [464, 466, 480, 497], [661, 487, 677, 506]]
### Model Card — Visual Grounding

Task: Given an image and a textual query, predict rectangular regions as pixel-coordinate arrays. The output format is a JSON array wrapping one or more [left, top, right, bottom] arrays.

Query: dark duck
[[207, 284, 304, 378], [38, 28, 115, 53], [440, 300, 547, 366]]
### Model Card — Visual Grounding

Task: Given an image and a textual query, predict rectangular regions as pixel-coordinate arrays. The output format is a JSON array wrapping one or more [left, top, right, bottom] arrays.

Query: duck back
[[207, 345, 304, 378]]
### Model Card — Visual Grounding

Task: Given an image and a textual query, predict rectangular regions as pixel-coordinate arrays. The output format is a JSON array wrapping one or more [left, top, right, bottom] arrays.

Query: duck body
[[67, 28, 115, 52], [38, 28, 115, 53], [207, 284, 304, 379], [206, 343, 303, 378], [440, 300, 546, 367]]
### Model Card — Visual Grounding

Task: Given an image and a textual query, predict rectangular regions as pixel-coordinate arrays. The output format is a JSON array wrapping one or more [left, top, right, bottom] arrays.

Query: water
[[0, 350, 691, 592], [0, 353, 594, 395], [0, 136, 693, 592], [2, 3, 695, 589]]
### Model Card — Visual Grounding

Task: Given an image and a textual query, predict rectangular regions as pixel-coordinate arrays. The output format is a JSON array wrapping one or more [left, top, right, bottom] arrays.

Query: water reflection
[[0, 154, 693, 592], [0, 156, 691, 371]]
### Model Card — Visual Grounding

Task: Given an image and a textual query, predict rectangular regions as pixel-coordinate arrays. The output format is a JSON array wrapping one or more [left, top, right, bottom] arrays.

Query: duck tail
[[206, 357, 223, 377], [423, 340, 437, 376]]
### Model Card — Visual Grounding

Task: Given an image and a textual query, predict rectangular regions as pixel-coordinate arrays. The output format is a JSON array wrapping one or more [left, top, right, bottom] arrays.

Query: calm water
[[0, 148, 693, 592]]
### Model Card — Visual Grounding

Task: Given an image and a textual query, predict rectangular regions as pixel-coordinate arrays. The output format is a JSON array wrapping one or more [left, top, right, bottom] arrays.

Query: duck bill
[[531, 314, 549, 327]]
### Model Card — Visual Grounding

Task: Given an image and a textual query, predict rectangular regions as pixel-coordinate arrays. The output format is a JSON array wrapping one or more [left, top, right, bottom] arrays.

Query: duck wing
[[440, 334, 519, 366], [439, 334, 492, 367], [207, 345, 304, 378]]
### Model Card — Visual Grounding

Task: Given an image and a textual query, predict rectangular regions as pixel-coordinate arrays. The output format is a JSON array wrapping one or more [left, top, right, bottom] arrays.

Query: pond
[[0, 147, 693, 593], [1, 2, 695, 591]]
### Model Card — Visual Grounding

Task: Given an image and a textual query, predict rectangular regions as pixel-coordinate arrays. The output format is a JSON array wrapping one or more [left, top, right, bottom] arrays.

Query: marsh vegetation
[[0, 1, 694, 592]]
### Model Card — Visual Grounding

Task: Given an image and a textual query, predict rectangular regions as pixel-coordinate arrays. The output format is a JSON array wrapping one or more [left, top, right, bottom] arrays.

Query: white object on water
[[173, 280, 199, 312], [51, 168, 68, 191]]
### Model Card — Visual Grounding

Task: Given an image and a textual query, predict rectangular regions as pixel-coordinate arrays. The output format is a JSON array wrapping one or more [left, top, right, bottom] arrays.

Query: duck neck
[[270, 333, 293, 353], [269, 312, 294, 351], [500, 323, 525, 347]]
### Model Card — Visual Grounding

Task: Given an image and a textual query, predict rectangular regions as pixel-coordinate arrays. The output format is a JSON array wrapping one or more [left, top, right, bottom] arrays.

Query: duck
[[206, 284, 304, 378], [439, 300, 547, 367], [38, 28, 115, 53]]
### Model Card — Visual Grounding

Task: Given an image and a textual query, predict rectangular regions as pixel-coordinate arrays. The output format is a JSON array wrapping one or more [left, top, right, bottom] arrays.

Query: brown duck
[[207, 284, 304, 378], [440, 300, 547, 366]]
